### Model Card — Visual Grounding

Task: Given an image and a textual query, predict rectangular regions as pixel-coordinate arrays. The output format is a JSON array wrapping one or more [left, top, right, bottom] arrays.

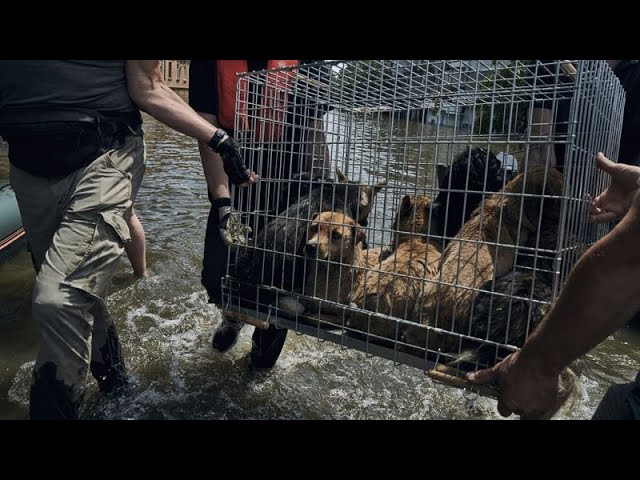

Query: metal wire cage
[[221, 60, 625, 394]]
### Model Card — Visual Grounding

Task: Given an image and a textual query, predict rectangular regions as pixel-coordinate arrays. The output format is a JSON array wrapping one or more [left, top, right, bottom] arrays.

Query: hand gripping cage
[[221, 60, 625, 397]]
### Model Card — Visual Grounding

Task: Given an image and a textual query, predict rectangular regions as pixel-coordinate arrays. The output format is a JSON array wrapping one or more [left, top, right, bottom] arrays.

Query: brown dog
[[348, 195, 443, 340], [404, 166, 565, 353], [363, 193, 443, 268], [391, 194, 442, 247], [238, 167, 385, 316], [303, 212, 367, 317]]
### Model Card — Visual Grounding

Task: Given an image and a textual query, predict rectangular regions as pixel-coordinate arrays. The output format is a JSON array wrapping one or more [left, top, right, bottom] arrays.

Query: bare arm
[[195, 111, 231, 199], [522, 189, 640, 375], [126, 60, 220, 143], [125, 60, 257, 187], [468, 188, 640, 417]]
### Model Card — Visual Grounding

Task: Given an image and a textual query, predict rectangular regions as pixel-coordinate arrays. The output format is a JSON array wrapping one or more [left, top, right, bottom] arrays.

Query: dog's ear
[[436, 164, 448, 187], [373, 179, 387, 195], [353, 224, 367, 247], [400, 195, 413, 214], [336, 168, 349, 183], [359, 183, 381, 212]]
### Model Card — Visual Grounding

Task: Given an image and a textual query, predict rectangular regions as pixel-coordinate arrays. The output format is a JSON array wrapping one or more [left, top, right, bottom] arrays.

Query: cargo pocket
[[70, 152, 132, 215], [62, 212, 132, 299], [99, 211, 131, 245]]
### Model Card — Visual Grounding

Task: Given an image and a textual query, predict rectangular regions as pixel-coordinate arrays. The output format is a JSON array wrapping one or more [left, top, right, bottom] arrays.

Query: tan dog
[[362, 193, 443, 268], [303, 212, 367, 316], [391, 194, 442, 247], [348, 195, 443, 340], [239, 167, 386, 316], [404, 166, 564, 352]]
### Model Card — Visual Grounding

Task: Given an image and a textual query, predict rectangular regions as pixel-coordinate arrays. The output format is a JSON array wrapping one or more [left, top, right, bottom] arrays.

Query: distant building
[[394, 60, 511, 129], [159, 60, 189, 89]]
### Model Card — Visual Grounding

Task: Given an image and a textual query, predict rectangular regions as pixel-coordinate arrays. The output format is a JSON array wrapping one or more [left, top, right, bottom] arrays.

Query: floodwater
[[1, 105, 639, 420]]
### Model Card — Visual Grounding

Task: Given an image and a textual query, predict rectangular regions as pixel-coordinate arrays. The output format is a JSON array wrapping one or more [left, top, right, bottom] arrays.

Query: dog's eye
[[331, 231, 342, 241]]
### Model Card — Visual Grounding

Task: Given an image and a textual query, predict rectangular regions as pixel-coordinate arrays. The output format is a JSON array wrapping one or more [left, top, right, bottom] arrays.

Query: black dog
[[453, 269, 582, 405], [433, 147, 505, 246], [463, 270, 553, 366], [276, 172, 329, 216], [231, 170, 385, 314]]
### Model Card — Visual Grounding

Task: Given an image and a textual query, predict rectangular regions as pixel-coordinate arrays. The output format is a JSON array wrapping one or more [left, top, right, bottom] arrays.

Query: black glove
[[209, 132, 251, 186]]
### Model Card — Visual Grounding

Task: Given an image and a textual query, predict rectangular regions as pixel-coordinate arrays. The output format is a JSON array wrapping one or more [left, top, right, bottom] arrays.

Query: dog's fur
[[459, 271, 554, 365], [391, 194, 442, 247], [370, 193, 443, 266], [301, 195, 443, 338], [277, 169, 386, 226], [302, 212, 367, 315], [233, 170, 385, 312], [433, 147, 506, 246], [404, 166, 565, 352], [275, 172, 326, 214], [461, 270, 581, 410], [461, 165, 565, 363], [349, 238, 442, 340], [401, 166, 580, 409], [515, 203, 563, 283], [347, 195, 443, 340]]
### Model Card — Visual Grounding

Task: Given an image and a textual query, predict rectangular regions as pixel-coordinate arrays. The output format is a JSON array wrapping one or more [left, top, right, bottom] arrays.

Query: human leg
[[125, 206, 147, 277], [12, 133, 144, 419]]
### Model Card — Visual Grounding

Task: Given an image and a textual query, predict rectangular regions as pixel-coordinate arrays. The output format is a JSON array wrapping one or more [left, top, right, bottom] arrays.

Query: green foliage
[[334, 60, 532, 134], [473, 60, 530, 135]]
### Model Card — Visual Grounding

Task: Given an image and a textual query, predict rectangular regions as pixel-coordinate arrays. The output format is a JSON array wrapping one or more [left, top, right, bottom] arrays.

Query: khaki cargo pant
[[10, 132, 145, 419]]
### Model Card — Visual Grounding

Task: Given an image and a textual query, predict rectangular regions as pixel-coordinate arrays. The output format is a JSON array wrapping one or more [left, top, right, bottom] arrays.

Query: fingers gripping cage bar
[[221, 60, 625, 395]]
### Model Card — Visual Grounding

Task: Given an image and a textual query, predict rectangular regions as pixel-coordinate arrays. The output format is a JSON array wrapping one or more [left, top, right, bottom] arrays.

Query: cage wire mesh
[[221, 60, 625, 394]]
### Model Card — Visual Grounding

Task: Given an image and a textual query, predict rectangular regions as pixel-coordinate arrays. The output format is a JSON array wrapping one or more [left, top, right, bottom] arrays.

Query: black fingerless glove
[[208, 130, 251, 186]]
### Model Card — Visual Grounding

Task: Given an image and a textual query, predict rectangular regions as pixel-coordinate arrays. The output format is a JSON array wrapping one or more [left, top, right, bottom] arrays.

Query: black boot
[[249, 325, 288, 369], [211, 316, 244, 352], [90, 325, 129, 395], [30, 362, 81, 420]]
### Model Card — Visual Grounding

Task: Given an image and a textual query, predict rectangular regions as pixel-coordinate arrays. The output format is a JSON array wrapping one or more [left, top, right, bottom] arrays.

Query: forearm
[[521, 199, 640, 374], [139, 83, 217, 142], [193, 111, 230, 199], [126, 61, 218, 144], [199, 141, 230, 199]]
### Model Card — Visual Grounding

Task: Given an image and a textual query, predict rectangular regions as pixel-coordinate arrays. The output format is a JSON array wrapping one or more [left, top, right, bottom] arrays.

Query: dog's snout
[[305, 242, 318, 257]]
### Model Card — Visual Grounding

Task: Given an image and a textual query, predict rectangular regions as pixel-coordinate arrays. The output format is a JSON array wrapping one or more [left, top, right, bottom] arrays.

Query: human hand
[[589, 153, 640, 223], [466, 351, 564, 420], [212, 134, 259, 187]]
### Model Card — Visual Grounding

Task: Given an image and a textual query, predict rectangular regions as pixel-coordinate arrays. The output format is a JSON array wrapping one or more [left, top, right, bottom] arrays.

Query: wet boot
[[90, 325, 129, 395], [30, 362, 81, 420], [249, 324, 288, 369], [211, 316, 244, 352]]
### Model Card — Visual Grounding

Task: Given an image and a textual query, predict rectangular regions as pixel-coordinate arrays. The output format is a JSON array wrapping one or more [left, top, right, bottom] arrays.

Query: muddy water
[[1, 109, 638, 420]]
